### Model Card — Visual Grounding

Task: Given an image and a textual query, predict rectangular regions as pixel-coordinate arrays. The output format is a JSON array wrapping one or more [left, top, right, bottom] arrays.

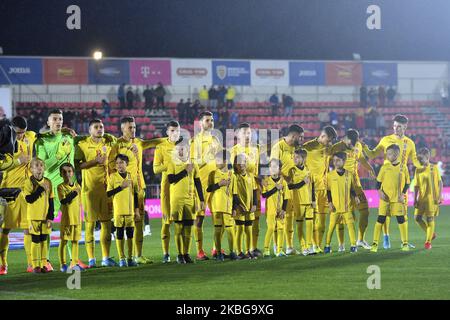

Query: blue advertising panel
[[212, 60, 251, 85], [88, 59, 130, 84], [289, 61, 325, 85], [363, 63, 397, 86], [0, 58, 43, 84]]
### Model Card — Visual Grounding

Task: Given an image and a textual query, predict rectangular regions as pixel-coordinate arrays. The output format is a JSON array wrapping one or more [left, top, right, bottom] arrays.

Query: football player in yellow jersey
[[168, 141, 204, 264], [269, 124, 304, 255], [303, 126, 337, 253], [24, 158, 54, 273], [153, 120, 181, 263], [75, 119, 118, 268], [190, 111, 221, 260], [362, 114, 420, 249], [232, 153, 258, 259], [0, 116, 35, 275], [262, 159, 290, 257], [414, 148, 443, 249], [288, 149, 316, 256], [107, 154, 140, 267], [207, 150, 237, 261], [57, 163, 85, 272], [324, 152, 359, 254], [108, 116, 164, 264], [230, 123, 262, 257], [330, 129, 375, 250], [370, 144, 411, 252]]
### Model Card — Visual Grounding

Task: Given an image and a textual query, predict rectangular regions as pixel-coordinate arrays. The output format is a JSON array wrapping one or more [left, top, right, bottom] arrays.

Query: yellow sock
[[383, 216, 391, 236], [244, 225, 253, 252], [133, 220, 144, 258], [31, 241, 41, 269], [85, 222, 95, 260], [58, 240, 67, 266], [46, 235, 51, 261], [398, 220, 408, 244], [116, 239, 125, 260], [0, 233, 9, 266], [127, 238, 133, 259], [100, 221, 112, 259], [235, 224, 244, 253], [183, 225, 192, 255], [358, 208, 369, 241], [252, 218, 260, 249], [373, 221, 383, 245], [225, 225, 235, 253], [214, 224, 223, 253], [174, 222, 184, 255], [284, 215, 294, 249], [276, 225, 284, 254], [426, 219, 435, 242], [194, 225, 204, 253], [415, 216, 427, 233], [264, 224, 274, 252], [41, 240, 48, 268], [24, 233, 32, 266], [347, 222, 357, 246], [314, 213, 327, 248], [325, 213, 338, 246], [296, 220, 305, 250], [71, 242, 79, 267], [305, 218, 314, 248], [337, 224, 345, 246], [161, 223, 170, 255]]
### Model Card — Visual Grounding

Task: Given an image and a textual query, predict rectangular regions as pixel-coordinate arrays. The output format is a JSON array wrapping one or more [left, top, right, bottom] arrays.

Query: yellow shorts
[[161, 192, 171, 225], [234, 211, 255, 222], [332, 211, 355, 225], [114, 215, 135, 228], [294, 204, 314, 220], [82, 190, 111, 222], [213, 212, 235, 227], [170, 201, 195, 222], [60, 224, 82, 241], [29, 220, 51, 235], [379, 200, 405, 217], [1, 193, 28, 229], [314, 190, 329, 214], [414, 201, 439, 217]]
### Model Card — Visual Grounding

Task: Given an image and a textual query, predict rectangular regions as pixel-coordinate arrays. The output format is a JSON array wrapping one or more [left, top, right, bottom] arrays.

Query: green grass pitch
[[1, 207, 450, 300]]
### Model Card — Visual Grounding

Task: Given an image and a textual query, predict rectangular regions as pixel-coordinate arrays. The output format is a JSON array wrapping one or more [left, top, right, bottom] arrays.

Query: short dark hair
[[386, 144, 400, 153], [115, 154, 129, 164], [418, 147, 431, 156], [323, 126, 337, 140], [166, 120, 180, 129], [120, 116, 135, 124], [233, 153, 247, 173], [89, 119, 103, 127], [294, 148, 307, 159], [287, 124, 304, 135], [346, 129, 359, 146], [393, 114, 408, 124], [12, 116, 27, 130], [47, 109, 63, 118], [333, 151, 347, 161], [237, 122, 251, 130], [59, 162, 75, 174], [199, 111, 213, 120]]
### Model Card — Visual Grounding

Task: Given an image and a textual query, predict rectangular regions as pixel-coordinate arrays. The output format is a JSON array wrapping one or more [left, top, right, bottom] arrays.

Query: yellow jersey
[[208, 168, 233, 214], [327, 169, 356, 213], [288, 165, 313, 205], [303, 138, 330, 191], [0, 131, 37, 188], [262, 176, 290, 215], [58, 182, 81, 226], [232, 172, 256, 212], [270, 138, 296, 179], [24, 177, 53, 221], [167, 159, 201, 205], [107, 171, 139, 216], [415, 164, 442, 209], [377, 162, 410, 203], [190, 132, 221, 187], [230, 143, 260, 177], [153, 138, 177, 197]]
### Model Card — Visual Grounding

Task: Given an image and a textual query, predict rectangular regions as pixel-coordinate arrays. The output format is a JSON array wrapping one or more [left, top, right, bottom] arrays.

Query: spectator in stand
[[154, 82, 166, 110], [368, 87, 377, 107], [226, 86, 236, 108], [209, 86, 218, 112], [378, 86, 386, 108], [126, 86, 134, 110], [27, 111, 40, 132], [199, 85, 209, 108], [329, 110, 338, 129], [134, 87, 142, 104], [217, 85, 227, 108], [365, 108, 378, 136], [282, 94, 294, 118], [360, 85, 368, 108], [177, 99, 186, 125], [118, 83, 126, 109], [143, 85, 154, 114], [318, 109, 330, 129], [269, 93, 279, 116], [387, 86, 396, 106], [80, 109, 89, 134], [355, 108, 365, 132], [102, 99, 111, 119], [230, 110, 239, 128], [220, 107, 229, 129], [376, 111, 386, 136], [343, 114, 354, 131], [64, 110, 75, 129]]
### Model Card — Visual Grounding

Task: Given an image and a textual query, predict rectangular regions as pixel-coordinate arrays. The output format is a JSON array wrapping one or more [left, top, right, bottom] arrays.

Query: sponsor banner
[[251, 60, 289, 86], [88, 59, 129, 84], [171, 59, 212, 86], [129, 59, 171, 85], [363, 62, 398, 86], [0, 57, 43, 84], [212, 60, 251, 86], [326, 62, 362, 86], [289, 61, 325, 85], [43, 58, 88, 84]]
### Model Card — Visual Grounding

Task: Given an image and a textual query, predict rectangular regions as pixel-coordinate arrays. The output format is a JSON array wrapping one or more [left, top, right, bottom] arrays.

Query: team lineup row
[[0, 110, 442, 274]]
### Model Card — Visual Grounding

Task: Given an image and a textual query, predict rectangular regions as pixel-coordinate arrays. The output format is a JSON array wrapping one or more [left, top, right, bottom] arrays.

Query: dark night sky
[[1, 0, 450, 61]]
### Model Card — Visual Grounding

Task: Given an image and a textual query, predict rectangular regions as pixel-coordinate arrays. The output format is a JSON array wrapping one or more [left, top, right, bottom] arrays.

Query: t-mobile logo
[[141, 66, 151, 78]]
